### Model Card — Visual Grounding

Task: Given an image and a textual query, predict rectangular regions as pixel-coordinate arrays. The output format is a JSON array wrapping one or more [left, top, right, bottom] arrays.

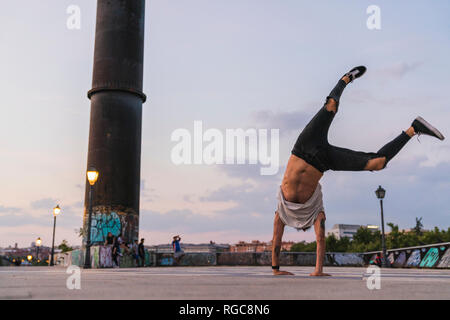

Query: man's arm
[[310, 212, 330, 276], [272, 212, 293, 275]]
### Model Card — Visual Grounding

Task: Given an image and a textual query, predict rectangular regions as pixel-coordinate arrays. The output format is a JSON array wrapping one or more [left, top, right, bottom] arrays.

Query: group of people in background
[[102, 233, 184, 267], [104, 232, 145, 268]]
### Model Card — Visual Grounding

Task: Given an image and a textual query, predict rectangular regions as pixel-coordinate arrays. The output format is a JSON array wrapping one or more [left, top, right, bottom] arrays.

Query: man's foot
[[273, 270, 294, 276], [343, 66, 367, 83], [412, 116, 445, 140], [309, 271, 331, 277]]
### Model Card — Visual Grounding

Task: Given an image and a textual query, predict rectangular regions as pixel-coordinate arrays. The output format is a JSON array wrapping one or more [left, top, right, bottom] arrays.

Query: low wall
[[55, 249, 365, 268], [0, 256, 15, 266], [54, 243, 450, 269], [363, 242, 450, 269], [54, 246, 153, 268]]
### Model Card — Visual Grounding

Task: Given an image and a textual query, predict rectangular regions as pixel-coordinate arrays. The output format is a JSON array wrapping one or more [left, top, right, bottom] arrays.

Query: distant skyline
[[1, 1, 449, 248]]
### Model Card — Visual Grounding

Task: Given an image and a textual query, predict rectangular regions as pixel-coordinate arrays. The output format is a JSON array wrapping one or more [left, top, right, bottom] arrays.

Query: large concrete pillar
[[83, 0, 146, 245]]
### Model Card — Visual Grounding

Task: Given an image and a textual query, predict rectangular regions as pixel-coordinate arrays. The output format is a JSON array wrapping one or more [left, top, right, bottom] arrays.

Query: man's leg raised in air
[[310, 212, 330, 277], [329, 117, 445, 172], [272, 212, 294, 276]]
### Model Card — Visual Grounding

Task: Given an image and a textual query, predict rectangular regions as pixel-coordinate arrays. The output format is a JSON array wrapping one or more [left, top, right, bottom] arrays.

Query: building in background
[[327, 224, 380, 240], [0, 244, 52, 262]]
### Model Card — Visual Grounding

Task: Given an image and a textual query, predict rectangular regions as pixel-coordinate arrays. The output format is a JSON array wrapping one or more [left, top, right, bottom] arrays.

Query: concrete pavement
[[0, 266, 449, 299]]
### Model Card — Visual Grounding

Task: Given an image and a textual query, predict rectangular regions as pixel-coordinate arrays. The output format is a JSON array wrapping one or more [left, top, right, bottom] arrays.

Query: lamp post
[[83, 167, 99, 269], [35, 237, 42, 263], [50, 205, 61, 266], [375, 185, 388, 268]]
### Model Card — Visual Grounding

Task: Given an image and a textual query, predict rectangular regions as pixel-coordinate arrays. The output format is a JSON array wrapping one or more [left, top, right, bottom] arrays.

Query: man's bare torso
[[281, 155, 323, 204]]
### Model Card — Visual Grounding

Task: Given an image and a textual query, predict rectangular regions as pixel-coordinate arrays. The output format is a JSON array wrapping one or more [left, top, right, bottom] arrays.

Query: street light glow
[[53, 205, 61, 216], [36, 237, 42, 247], [87, 168, 99, 185]]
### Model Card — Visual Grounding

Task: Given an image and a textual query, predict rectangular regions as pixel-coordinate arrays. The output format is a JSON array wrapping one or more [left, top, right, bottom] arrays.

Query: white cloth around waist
[[276, 184, 324, 231]]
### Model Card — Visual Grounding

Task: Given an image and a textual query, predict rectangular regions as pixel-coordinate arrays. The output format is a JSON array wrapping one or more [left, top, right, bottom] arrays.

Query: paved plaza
[[0, 266, 449, 300]]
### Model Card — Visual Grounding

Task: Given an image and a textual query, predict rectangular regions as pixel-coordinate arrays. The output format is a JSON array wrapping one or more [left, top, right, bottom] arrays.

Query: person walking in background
[[112, 236, 120, 268], [104, 232, 114, 246], [172, 235, 185, 265], [138, 238, 146, 267], [129, 240, 140, 267]]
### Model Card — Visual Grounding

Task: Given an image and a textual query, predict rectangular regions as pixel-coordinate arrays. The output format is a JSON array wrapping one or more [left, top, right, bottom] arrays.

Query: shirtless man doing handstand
[[272, 66, 445, 276]]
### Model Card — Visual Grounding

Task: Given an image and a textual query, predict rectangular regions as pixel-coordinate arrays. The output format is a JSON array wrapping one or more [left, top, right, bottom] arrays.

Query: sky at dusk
[[1, 0, 449, 248]]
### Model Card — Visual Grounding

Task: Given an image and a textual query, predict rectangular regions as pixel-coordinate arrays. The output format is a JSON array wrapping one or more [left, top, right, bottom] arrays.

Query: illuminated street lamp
[[50, 205, 61, 266], [27, 255, 32, 262], [375, 185, 388, 268], [35, 237, 42, 262], [84, 167, 99, 269]]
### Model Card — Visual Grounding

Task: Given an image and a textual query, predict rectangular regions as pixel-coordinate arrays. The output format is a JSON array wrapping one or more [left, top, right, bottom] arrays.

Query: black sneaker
[[344, 66, 367, 83], [412, 116, 445, 140]]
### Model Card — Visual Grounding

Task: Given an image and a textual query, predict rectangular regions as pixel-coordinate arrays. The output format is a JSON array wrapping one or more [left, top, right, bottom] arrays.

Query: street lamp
[[35, 237, 42, 263], [375, 185, 388, 268], [50, 205, 61, 266], [84, 167, 99, 269]]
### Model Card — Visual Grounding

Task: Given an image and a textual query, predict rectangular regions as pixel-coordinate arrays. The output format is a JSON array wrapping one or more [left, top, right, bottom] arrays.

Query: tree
[[290, 241, 316, 252], [75, 227, 86, 238], [414, 217, 423, 236], [289, 220, 449, 253], [58, 240, 73, 253]]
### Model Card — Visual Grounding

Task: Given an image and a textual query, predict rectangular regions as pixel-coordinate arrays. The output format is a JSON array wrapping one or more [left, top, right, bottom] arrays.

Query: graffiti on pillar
[[99, 246, 113, 268], [71, 250, 83, 267], [419, 247, 441, 268], [122, 214, 139, 244], [393, 251, 407, 267], [90, 211, 121, 243], [405, 249, 421, 267], [437, 248, 450, 268], [85, 205, 139, 244]]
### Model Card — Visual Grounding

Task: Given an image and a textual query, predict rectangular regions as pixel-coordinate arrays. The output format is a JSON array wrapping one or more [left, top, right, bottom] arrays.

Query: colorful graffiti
[[387, 252, 395, 265], [405, 250, 421, 267], [99, 246, 113, 268], [437, 248, 450, 268], [90, 211, 121, 243], [393, 251, 407, 268], [419, 248, 441, 268], [122, 214, 139, 245], [84, 205, 140, 245], [160, 257, 174, 266], [330, 253, 364, 266], [71, 250, 83, 266]]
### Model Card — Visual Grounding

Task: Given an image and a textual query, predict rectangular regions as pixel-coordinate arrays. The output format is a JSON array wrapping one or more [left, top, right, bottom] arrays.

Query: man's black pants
[[292, 79, 411, 173]]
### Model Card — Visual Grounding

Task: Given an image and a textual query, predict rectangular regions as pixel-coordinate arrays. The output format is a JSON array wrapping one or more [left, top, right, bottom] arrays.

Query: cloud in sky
[[30, 198, 59, 210], [376, 61, 424, 79], [252, 109, 312, 134], [0, 205, 20, 214]]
